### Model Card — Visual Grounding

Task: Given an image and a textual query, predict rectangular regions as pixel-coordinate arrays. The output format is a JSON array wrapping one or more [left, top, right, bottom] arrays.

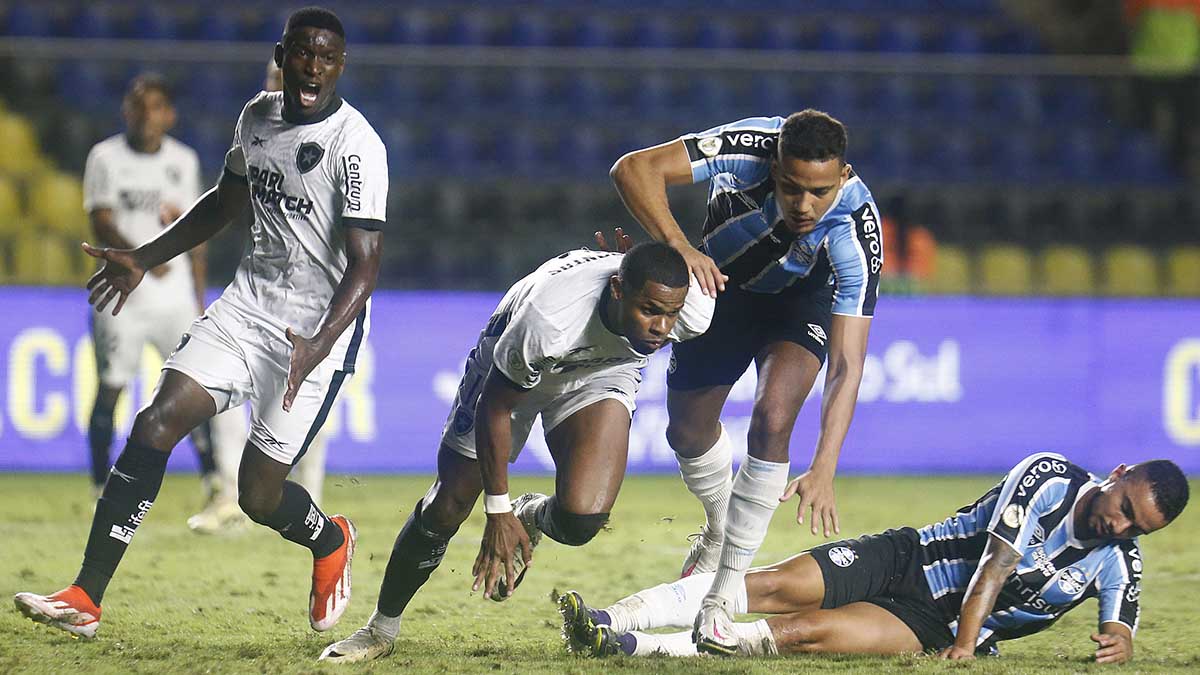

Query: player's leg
[[87, 384, 123, 494], [320, 444, 482, 662], [87, 307, 146, 496], [187, 406, 248, 534], [765, 602, 923, 655]]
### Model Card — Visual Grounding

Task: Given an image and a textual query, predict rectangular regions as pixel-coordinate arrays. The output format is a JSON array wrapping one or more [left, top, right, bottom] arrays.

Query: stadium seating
[[1039, 245, 1095, 296], [1101, 245, 1161, 297], [1165, 246, 1200, 296], [928, 245, 972, 294], [0, 112, 43, 177], [979, 244, 1034, 295], [28, 172, 87, 239]]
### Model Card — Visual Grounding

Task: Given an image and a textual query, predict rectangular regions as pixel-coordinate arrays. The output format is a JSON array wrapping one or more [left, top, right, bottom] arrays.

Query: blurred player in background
[[188, 58, 330, 533], [83, 73, 243, 525], [14, 7, 386, 638], [561, 453, 1189, 665], [319, 244, 714, 663], [611, 110, 881, 655]]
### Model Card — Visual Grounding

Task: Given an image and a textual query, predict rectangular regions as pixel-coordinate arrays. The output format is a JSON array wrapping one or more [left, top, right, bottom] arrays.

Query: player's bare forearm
[[952, 534, 1021, 653], [89, 209, 137, 250], [310, 228, 382, 351], [610, 141, 695, 248], [474, 369, 528, 498], [187, 242, 208, 311], [811, 315, 871, 473], [134, 175, 248, 270]]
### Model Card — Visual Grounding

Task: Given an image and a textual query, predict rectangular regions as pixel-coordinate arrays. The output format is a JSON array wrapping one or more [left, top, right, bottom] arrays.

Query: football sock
[[86, 405, 115, 487], [675, 424, 733, 543], [366, 609, 401, 642], [74, 441, 169, 604], [627, 621, 774, 657], [190, 420, 218, 478], [604, 571, 746, 633], [376, 499, 452, 619], [704, 455, 789, 609], [262, 480, 344, 558]]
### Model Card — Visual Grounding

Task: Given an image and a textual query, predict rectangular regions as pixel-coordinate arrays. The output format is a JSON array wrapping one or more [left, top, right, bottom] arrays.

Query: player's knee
[[421, 491, 474, 535], [666, 421, 712, 457], [237, 486, 278, 524], [546, 508, 609, 546], [129, 405, 179, 450], [773, 613, 832, 653], [747, 408, 794, 454]]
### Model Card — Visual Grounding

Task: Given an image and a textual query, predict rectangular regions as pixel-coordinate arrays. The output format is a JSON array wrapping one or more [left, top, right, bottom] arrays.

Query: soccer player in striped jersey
[[611, 110, 881, 654], [14, 7, 384, 639], [560, 453, 1188, 665]]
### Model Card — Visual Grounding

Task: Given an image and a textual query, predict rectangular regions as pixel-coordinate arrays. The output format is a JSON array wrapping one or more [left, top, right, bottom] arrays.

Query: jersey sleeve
[[491, 305, 561, 390], [679, 117, 780, 185], [223, 99, 252, 181], [827, 201, 883, 317], [82, 146, 115, 212], [986, 453, 1075, 553], [669, 279, 715, 342], [336, 123, 388, 229], [1097, 541, 1142, 633]]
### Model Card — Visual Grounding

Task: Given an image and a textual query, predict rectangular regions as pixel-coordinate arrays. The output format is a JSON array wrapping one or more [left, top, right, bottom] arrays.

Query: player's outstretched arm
[[1093, 622, 1134, 664], [610, 141, 727, 296], [282, 227, 382, 411], [940, 533, 1022, 659], [471, 368, 534, 600], [781, 314, 871, 537]]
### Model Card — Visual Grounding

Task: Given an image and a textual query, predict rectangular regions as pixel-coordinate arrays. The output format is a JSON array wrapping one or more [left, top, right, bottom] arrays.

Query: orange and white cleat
[[14, 585, 102, 639], [309, 514, 356, 632]]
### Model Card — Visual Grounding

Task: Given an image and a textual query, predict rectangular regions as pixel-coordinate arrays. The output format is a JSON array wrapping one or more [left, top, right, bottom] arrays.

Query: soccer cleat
[[309, 515, 356, 632], [14, 585, 101, 639], [558, 590, 596, 654], [693, 600, 738, 656], [318, 624, 396, 663], [186, 496, 248, 535], [489, 493, 544, 602], [680, 531, 722, 578], [584, 625, 626, 658]]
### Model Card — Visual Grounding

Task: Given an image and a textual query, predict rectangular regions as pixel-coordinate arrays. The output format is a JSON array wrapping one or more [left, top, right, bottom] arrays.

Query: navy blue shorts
[[667, 282, 833, 390]]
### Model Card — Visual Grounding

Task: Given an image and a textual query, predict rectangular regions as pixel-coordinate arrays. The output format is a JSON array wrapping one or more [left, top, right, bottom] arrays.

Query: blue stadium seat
[[811, 73, 858, 117], [128, 5, 179, 40], [389, 9, 440, 45], [876, 18, 923, 53], [382, 124, 416, 176], [563, 126, 607, 177], [69, 4, 117, 39], [871, 76, 919, 120], [4, 2, 53, 37], [761, 19, 803, 50], [632, 72, 673, 119], [986, 130, 1039, 183], [1116, 132, 1171, 185], [938, 76, 981, 119], [990, 76, 1042, 122], [497, 126, 546, 177], [678, 73, 733, 118], [816, 18, 868, 52], [752, 73, 803, 116], [58, 61, 113, 112], [990, 24, 1039, 54], [511, 12, 554, 47], [694, 15, 741, 49], [937, 22, 984, 54], [440, 126, 482, 175], [194, 10, 239, 41], [506, 68, 551, 112], [1044, 81, 1098, 122], [449, 10, 500, 46], [871, 132, 912, 181], [566, 71, 612, 114], [572, 13, 623, 48], [1057, 129, 1101, 182], [631, 13, 680, 49], [180, 71, 237, 111]]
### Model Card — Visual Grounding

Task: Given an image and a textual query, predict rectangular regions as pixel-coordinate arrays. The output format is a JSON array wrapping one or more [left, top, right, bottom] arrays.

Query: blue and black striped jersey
[[680, 116, 881, 316], [918, 453, 1143, 646]]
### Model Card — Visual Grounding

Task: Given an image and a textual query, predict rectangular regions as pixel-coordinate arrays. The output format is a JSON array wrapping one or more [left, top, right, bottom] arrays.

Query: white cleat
[[693, 600, 738, 656], [680, 531, 723, 578], [319, 624, 396, 663], [187, 497, 248, 535], [489, 492, 544, 602]]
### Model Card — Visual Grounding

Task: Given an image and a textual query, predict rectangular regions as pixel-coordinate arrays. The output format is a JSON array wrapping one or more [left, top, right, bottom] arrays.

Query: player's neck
[[599, 284, 623, 338], [124, 132, 162, 154], [281, 93, 343, 125]]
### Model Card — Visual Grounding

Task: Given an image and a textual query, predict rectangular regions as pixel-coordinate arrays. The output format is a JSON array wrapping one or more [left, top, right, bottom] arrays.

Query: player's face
[[771, 155, 850, 235], [274, 27, 345, 117], [612, 278, 688, 355], [123, 87, 175, 145], [1082, 465, 1170, 540]]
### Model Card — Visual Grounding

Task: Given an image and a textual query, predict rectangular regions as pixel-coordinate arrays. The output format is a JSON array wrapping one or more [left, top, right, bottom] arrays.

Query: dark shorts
[[808, 527, 956, 652], [667, 282, 834, 390]]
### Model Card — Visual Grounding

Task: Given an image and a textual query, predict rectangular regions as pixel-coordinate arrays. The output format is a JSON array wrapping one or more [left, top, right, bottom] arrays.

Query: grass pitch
[[1, 472, 1198, 674]]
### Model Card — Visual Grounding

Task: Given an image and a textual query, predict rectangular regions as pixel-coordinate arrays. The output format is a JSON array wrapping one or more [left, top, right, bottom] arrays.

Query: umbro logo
[[251, 135, 267, 147], [807, 323, 827, 346]]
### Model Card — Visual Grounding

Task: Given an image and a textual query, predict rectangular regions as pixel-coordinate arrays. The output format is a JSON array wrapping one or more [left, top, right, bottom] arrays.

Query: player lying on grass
[[318, 243, 713, 663], [559, 453, 1188, 665]]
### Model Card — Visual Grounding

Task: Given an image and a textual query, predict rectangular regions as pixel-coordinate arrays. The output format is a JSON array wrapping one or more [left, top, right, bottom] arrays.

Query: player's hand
[[780, 469, 840, 537], [471, 512, 533, 600], [1092, 632, 1133, 664], [283, 328, 331, 412], [83, 242, 147, 316], [672, 243, 727, 297], [593, 227, 633, 253], [937, 645, 976, 660], [148, 263, 171, 278]]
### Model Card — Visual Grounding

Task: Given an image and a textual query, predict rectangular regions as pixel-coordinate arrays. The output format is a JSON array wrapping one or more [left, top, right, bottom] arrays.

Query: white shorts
[[440, 342, 639, 462], [162, 311, 351, 466], [92, 299, 197, 387]]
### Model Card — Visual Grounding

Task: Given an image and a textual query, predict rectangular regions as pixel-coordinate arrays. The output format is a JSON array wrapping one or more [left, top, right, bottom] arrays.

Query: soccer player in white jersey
[[319, 243, 714, 663], [560, 456, 1188, 665], [14, 7, 386, 639], [83, 74, 242, 518]]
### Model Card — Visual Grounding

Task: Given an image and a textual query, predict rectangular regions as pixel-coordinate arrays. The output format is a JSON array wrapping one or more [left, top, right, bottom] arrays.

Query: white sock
[[367, 609, 401, 642], [675, 424, 733, 542], [630, 630, 699, 657], [733, 619, 779, 656], [605, 572, 747, 633], [705, 455, 789, 608]]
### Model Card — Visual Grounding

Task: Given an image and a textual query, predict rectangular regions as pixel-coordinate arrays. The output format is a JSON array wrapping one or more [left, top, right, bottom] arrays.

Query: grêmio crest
[[296, 142, 324, 174]]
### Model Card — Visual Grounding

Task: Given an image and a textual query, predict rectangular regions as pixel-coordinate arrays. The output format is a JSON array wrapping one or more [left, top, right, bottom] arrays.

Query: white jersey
[[217, 91, 388, 371], [492, 249, 715, 392], [82, 134, 202, 308]]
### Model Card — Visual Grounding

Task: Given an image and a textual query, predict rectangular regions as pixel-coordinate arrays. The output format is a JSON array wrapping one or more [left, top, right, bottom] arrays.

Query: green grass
[[1, 473, 1198, 674]]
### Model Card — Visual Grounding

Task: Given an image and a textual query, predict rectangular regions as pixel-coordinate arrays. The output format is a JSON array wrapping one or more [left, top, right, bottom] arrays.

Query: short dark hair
[[1133, 459, 1189, 524], [778, 109, 847, 164], [283, 7, 345, 42], [125, 72, 173, 105], [619, 242, 689, 293]]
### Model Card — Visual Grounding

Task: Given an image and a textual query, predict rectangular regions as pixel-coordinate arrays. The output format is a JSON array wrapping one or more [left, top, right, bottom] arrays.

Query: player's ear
[[609, 275, 623, 301], [1110, 463, 1128, 481], [273, 43, 285, 69], [841, 161, 851, 181]]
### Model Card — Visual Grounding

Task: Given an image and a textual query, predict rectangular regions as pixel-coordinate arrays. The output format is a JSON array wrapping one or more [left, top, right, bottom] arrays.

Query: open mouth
[[299, 82, 321, 106]]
